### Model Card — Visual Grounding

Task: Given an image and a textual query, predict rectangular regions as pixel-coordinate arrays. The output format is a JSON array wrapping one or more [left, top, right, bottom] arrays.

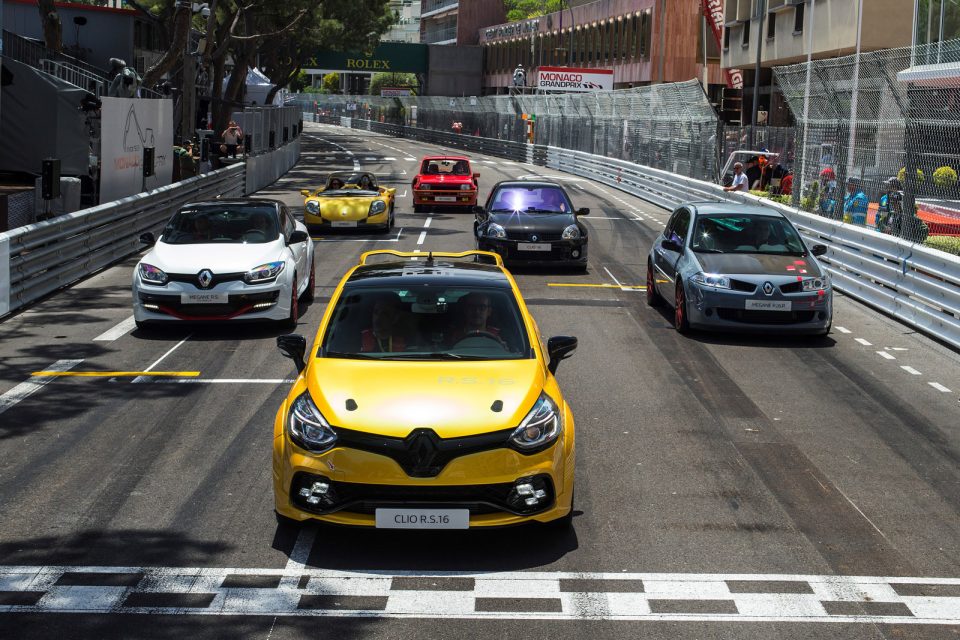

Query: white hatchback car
[[132, 199, 315, 329]]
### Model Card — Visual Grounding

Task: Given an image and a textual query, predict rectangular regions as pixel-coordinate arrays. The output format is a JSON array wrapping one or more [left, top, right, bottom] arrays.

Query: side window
[[671, 209, 691, 245], [282, 207, 295, 237], [664, 210, 680, 238]]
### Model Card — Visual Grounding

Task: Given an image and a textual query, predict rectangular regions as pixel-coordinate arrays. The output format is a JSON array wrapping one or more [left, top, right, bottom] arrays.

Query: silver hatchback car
[[646, 203, 832, 335]]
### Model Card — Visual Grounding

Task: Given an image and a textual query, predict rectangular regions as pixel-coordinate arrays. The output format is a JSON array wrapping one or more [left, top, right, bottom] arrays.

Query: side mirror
[[288, 230, 309, 245], [473, 205, 486, 216], [139, 232, 155, 246], [277, 334, 307, 373], [811, 244, 828, 256], [300, 189, 311, 197], [547, 335, 578, 375], [576, 207, 590, 216], [661, 238, 683, 253]]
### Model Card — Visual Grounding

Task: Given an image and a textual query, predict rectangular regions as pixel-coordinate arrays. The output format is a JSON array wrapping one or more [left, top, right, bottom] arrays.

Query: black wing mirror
[[139, 232, 155, 246], [473, 205, 485, 216], [277, 334, 307, 373], [811, 244, 828, 257], [576, 207, 590, 216], [547, 336, 578, 375], [661, 238, 683, 253], [288, 230, 309, 245]]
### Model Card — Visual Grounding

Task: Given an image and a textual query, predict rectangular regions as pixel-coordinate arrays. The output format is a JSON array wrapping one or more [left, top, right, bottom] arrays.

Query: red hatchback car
[[412, 156, 480, 212]]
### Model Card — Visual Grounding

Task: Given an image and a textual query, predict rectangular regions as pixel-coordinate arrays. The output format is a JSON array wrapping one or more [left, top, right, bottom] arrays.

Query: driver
[[447, 292, 500, 345], [360, 292, 407, 353], [539, 189, 567, 212], [190, 215, 213, 241], [327, 177, 345, 191], [357, 174, 374, 190], [246, 213, 271, 238]]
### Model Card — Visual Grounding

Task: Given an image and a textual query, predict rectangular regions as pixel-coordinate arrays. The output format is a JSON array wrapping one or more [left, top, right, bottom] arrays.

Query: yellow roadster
[[301, 172, 396, 232]]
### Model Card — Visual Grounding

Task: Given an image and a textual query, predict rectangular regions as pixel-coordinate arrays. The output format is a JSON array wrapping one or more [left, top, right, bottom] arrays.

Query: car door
[[283, 207, 307, 288], [654, 207, 690, 306]]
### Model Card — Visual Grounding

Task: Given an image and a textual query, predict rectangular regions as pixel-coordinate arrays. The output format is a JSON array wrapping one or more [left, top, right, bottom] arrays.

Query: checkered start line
[[2, 566, 959, 624]]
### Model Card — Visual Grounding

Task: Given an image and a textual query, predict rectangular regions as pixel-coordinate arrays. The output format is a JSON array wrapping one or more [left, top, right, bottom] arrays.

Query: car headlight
[[802, 276, 828, 292], [138, 263, 168, 286], [244, 261, 285, 284], [509, 393, 562, 453], [460, 184, 473, 191], [288, 392, 338, 453], [419, 184, 431, 191], [369, 200, 387, 215], [487, 223, 506, 239], [561, 224, 580, 240], [691, 272, 731, 289], [305, 201, 320, 214]]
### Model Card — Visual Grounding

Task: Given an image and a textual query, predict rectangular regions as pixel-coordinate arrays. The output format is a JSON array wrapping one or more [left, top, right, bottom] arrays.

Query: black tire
[[646, 261, 664, 307], [674, 282, 690, 334], [282, 274, 299, 330], [302, 260, 315, 303], [545, 489, 575, 531], [134, 319, 149, 332], [413, 204, 424, 214], [275, 510, 300, 528]]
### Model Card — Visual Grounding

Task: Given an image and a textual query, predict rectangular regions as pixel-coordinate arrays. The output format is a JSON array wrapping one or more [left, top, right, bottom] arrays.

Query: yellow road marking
[[547, 283, 646, 290], [31, 371, 201, 378]]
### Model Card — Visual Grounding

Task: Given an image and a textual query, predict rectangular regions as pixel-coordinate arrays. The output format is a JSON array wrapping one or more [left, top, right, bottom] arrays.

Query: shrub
[[933, 166, 958, 188], [924, 235, 960, 256], [898, 167, 925, 184], [800, 180, 821, 212]]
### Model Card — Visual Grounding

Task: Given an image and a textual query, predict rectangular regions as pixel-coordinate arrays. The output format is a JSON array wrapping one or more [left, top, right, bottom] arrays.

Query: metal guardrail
[[316, 118, 960, 350], [0, 165, 244, 318]]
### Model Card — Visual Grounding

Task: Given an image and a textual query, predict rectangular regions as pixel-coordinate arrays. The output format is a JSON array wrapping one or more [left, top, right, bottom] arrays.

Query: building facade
[[383, 0, 421, 44], [720, 0, 913, 125], [479, 0, 723, 95], [419, 0, 506, 46]]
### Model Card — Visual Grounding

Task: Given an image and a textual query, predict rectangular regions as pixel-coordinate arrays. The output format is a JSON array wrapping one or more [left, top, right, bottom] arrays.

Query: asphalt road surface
[[1, 122, 958, 639]]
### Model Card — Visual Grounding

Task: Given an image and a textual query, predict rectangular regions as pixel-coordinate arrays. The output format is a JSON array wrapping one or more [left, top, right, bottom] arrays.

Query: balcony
[[422, 24, 458, 44], [421, 0, 458, 19]]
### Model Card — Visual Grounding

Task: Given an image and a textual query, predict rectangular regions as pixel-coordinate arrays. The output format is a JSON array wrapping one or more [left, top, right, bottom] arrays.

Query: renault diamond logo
[[762, 281, 775, 296], [198, 269, 213, 289], [531, 234, 539, 242], [341, 208, 349, 217], [404, 429, 442, 476]]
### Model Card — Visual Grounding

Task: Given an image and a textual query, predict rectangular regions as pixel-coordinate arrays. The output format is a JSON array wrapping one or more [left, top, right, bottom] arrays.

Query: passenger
[[453, 160, 470, 175], [539, 189, 567, 212], [360, 293, 407, 353], [357, 174, 374, 190], [327, 177, 345, 191]]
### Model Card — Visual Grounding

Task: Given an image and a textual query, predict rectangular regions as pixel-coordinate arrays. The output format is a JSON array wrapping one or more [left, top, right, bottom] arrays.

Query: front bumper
[[305, 210, 389, 230], [132, 276, 289, 323], [478, 237, 587, 266], [273, 413, 575, 528], [685, 280, 833, 334], [414, 190, 477, 207]]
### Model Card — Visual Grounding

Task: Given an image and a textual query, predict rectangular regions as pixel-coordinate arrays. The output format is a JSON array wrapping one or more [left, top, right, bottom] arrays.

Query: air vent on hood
[[345, 399, 358, 411], [490, 400, 503, 413]]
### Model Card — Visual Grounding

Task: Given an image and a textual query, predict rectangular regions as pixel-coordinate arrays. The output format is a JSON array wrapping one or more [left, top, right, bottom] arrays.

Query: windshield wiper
[[323, 351, 381, 360], [692, 247, 723, 253], [385, 352, 488, 361]]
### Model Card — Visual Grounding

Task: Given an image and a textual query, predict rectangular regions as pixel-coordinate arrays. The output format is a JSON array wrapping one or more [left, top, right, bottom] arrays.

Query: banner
[[537, 66, 613, 93], [100, 98, 174, 203], [380, 88, 412, 97], [702, 0, 744, 89]]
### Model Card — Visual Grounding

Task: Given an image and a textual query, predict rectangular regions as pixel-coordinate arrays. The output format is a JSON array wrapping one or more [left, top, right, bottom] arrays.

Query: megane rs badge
[[198, 269, 213, 289]]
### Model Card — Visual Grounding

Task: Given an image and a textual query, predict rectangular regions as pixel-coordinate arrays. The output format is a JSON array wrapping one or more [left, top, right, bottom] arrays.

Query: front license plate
[[375, 508, 470, 530], [331, 220, 357, 228], [434, 196, 457, 202], [517, 242, 552, 252], [745, 300, 791, 311], [181, 292, 228, 304]]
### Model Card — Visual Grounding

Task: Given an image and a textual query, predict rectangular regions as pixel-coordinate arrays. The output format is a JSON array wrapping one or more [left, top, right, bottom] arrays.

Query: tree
[[369, 72, 417, 96], [289, 70, 310, 93], [36, 0, 63, 52], [322, 72, 341, 94], [503, 0, 564, 22]]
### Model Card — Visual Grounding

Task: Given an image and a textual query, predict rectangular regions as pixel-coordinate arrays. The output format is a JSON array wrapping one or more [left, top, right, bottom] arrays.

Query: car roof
[[492, 180, 565, 190], [422, 155, 469, 161], [687, 202, 787, 218], [346, 260, 513, 289], [181, 198, 283, 210]]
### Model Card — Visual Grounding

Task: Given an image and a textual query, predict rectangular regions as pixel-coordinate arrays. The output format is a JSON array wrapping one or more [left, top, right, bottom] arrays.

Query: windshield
[[421, 159, 471, 176], [691, 214, 806, 255], [487, 186, 572, 213], [161, 205, 280, 245], [324, 173, 378, 191], [321, 285, 532, 361]]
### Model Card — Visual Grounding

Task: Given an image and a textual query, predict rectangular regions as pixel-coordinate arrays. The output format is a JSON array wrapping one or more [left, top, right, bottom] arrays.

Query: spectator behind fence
[[220, 121, 244, 158], [843, 178, 869, 225], [724, 162, 749, 192]]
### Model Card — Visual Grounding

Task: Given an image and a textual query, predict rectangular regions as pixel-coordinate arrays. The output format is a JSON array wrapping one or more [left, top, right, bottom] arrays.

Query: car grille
[[290, 473, 556, 517], [334, 426, 516, 478], [139, 291, 279, 318], [730, 279, 757, 292], [778, 281, 803, 294], [166, 272, 246, 287], [716, 309, 817, 324], [505, 231, 564, 241]]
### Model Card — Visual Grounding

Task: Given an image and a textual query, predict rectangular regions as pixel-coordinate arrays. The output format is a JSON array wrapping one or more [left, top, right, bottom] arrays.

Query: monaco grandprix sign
[[537, 66, 613, 93]]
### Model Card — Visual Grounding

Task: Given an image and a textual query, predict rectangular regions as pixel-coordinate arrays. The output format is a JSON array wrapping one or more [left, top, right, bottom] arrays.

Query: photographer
[[877, 177, 903, 233], [107, 58, 140, 98], [220, 121, 244, 158]]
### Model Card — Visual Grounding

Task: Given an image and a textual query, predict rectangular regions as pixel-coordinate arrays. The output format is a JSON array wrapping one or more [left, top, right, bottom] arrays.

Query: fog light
[[525, 497, 539, 506], [306, 496, 321, 505], [311, 482, 329, 495], [253, 302, 275, 309], [571, 250, 580, 258], [516, 483, 534, 496], [144, 303, 160, 311]]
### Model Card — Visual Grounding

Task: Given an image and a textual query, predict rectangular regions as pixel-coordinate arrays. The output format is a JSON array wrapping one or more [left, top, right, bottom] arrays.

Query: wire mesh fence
[[298, 81, 721, 182], [775, 38, 960, 241]]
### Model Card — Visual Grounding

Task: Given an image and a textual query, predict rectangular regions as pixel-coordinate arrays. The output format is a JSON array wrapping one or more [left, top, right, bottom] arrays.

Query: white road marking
[[0, 359, 83, 416], [384, 157, 396, 161], [417, 231, 427, 245], [132, 335, 192, 384], [901, 366, 922, 375], [876, 351, 896, 360], [363, 157, 378, 161], [928, 382, 952, 393], [854, 338, 873, 346], [423, 217, 432, 228], [93, 316, 137, 342], [2, 565, 959, 623], [399, 190, 407, 198], [836, 326, 852, 334], [404, 158, 416, 161]]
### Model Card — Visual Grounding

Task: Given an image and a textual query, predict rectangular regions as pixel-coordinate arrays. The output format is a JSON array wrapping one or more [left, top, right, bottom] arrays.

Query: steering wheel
[[243, 229, 267, 241], [452, 330, 507, 348]]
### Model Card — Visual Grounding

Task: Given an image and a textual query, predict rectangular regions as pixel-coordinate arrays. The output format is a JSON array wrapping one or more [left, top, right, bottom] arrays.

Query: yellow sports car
[[273, 250, 578, 529], [300, 172, 396, 232]]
